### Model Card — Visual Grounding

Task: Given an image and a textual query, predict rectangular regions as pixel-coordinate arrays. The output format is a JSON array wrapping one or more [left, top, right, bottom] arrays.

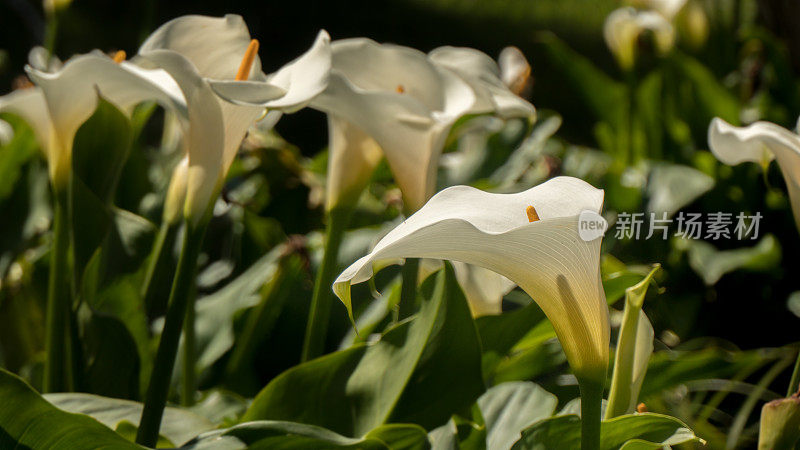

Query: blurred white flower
[[604, 7, 675, 70], [498, 46, 532, 95]]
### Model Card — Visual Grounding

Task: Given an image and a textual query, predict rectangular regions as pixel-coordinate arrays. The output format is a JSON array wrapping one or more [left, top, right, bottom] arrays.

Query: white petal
[[452, 261, 516, 317], [139, 14, 264, 81], [334, 176, 608, 381], [328, 38, 473, 117], [261, 30, 331, 111], [429, 46, 535, 119], [208, 80, 286, 106], [708, 117, 785, 165], [708, 117, 800, 227], [28, 46, 62, 72], [0, 88, 55, 160], [209, 30, 331, 112]]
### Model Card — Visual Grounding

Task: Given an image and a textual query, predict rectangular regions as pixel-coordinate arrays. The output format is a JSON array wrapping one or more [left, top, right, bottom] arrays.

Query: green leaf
[[176, 244, 292, 384], [512, 413, 703, 449], [477, 382, 558, 450], [476, 302, 546, 381], [669, 52, 740, 126], [0, 114, 38, 200], [646, 163, 714, 218], [78, 308, 141, 399], [536, 33, 626, 128], [45, 392, 214, 447], [0, 368, 141, 449], [683, 234, 781, 285], [71, 94, 133, 205], [243, 264, 484, 437], [186, 421, 428, 449]]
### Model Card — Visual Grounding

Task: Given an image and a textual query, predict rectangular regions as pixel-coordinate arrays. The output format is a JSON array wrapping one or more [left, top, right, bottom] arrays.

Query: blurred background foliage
[[1, 0, 800, 448]]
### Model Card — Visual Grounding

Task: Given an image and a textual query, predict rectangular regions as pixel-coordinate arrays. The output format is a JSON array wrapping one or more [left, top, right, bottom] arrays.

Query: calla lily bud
[[758, 393, 800, 450], [163, 157, 189, 225], [605, 265, 660, 419]]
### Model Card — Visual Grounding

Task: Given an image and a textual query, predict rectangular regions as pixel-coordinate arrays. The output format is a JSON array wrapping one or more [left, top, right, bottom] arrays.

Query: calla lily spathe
[[0, 52, 184, 186], [603, 7, 675, 70], [313, 38, 477, 212], [708, 117, 800, 229], [333, 176, 609, 383], [136, 14, 331, 224]]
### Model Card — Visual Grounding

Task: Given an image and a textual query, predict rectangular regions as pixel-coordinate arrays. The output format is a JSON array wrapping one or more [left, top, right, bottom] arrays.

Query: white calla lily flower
[[137, 14, 331, 224], [0, 52, 185, 186], [333, 176, 609, 382], [604, 7, 675, 70], [708, 117, 800, 228], [310, 38, 477, 212]]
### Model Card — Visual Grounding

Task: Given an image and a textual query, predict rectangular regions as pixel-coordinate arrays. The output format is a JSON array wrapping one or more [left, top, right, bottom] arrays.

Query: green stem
[[624, 70, 637, 166], [43, 10, 58, 56], [181, 283, 197, 406], [141, 221, 179, 320], [397, 258, 419, 320], [579, 378, 603, 450], [43, 187, 73, 393], [136, 221, 206, 447], [301, 207, 351, 362], [788, 349, 800, 396]]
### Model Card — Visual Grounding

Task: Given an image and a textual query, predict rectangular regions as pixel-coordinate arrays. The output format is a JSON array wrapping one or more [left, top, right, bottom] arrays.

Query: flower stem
[[136, 221, 206, 447], [579, 378, 603, 450], [301, 207, 351, 362], [397, 258, 419, 319], [788, 349, 800, 397], [141, 221, 179, 320], [43, 187, 73, 393], [181, 284, 198, 406]]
